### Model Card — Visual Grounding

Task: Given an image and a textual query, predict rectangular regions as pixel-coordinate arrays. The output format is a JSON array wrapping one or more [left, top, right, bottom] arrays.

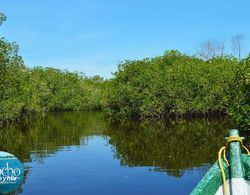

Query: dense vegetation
[[0, 60, 105, 124], [104, 51, 249, 130], [0, 13, 249, 130], [0, 14, 105, 124]]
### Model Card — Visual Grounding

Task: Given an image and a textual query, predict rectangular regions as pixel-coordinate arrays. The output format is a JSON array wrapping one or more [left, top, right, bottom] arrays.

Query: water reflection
[[0, 112, 232, 194], [0, 112, 106, 162], [105, 119, 228, 177]]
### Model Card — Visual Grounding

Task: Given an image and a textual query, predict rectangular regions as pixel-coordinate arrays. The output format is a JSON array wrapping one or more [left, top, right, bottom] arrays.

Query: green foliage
[[0, 64, 104, 124], [104, 51, 249, 129], [25, 67, 104, 112], [227, 57, 250, 130], [0, 13, 105, 125], [0, 36, 27, 122]]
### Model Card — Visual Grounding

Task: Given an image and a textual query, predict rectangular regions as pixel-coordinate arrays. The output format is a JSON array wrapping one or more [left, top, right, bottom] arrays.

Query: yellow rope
[[218, 135, 250, 195], [242, 145, 250, 155], [222, 147, 229, 166], [218, 146, 228, 195]]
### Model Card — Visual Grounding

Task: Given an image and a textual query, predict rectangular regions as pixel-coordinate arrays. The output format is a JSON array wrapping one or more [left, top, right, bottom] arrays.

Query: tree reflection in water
[[104, 118, 230, 177], [0, 112, 232, 180]]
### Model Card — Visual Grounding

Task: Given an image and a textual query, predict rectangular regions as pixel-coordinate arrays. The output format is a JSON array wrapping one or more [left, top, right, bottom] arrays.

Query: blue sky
[[0, 0, 249, 78]]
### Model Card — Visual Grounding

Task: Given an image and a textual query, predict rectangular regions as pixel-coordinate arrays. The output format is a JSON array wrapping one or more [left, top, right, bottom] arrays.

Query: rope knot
[[218, 135, 250, 195]]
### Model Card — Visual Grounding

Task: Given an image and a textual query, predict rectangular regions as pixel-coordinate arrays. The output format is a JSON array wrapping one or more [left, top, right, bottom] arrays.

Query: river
[[0, 112, 238, 194]]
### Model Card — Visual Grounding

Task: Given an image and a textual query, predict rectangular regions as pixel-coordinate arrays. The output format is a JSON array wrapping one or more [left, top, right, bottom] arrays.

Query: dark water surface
[[0, 112, 235, 194]]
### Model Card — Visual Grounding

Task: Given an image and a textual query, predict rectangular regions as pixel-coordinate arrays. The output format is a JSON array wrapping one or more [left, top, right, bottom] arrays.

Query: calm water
[[0, 112, 236, 194]]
